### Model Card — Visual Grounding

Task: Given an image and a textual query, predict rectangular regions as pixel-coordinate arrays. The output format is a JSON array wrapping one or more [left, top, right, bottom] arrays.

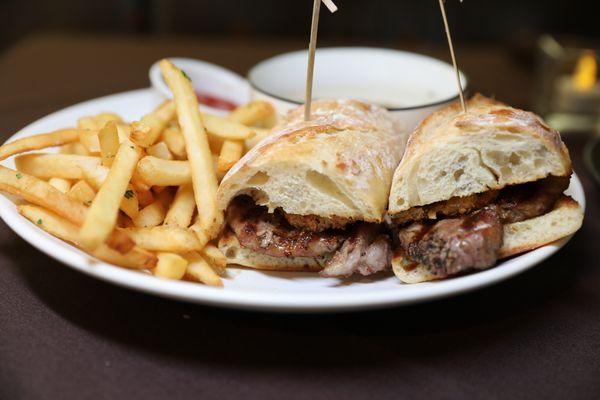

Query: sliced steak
[[321, 223, 392, 277], [226, 196, 344, 258], [497, 175, 569, 223], [398, 207, 503, 278], [283, 213, 353, 232]]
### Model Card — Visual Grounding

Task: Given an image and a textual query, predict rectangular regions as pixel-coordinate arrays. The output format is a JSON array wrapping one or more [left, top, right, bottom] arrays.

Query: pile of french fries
[[0, 59, 276, 287]]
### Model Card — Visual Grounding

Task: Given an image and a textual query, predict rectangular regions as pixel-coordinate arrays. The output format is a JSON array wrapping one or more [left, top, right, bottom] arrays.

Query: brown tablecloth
[[0, 34, 598, 400]]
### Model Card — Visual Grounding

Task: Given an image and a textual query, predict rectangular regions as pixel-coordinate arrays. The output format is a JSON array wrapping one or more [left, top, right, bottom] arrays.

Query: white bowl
[[149, 57, 250, 115], [248, 47, 468, 130]]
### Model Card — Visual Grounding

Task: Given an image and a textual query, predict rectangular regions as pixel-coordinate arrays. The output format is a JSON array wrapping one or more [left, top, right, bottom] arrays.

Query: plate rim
[[0, 88, 586, 312]]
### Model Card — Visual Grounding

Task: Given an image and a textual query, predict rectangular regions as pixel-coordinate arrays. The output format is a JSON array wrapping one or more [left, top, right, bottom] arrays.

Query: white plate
[[0, 89, 586, 313]]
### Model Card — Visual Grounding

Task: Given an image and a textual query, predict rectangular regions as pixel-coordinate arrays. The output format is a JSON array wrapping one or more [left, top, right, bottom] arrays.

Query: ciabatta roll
[[218, 99, 407, 275], [387, 94, 583, 283]]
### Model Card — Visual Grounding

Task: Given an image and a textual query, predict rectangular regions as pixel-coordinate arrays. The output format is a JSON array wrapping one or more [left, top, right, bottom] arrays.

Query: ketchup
[[195, 92, 238, 111]]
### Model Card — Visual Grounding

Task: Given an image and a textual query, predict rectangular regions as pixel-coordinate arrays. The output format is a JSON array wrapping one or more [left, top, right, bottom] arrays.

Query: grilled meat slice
[[283, 213, 353, 232], [392, 190, 500, 225], [398, 207, 503, 278], [496, 175, 569, 223], [226, 196, 344, 258], [321, 223, 392, 277]]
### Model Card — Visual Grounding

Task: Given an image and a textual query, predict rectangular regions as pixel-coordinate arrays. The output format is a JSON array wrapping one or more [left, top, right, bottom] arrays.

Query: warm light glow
[[572, 51, 597, 91]]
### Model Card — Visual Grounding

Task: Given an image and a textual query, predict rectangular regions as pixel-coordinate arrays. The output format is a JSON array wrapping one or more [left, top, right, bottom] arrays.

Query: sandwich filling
[[391, 175, 569, 278], [226, 196, 392, 277]]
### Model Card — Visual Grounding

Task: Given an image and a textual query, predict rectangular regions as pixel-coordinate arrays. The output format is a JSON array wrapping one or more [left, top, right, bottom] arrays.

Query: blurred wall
[[1, 0, 598, 49]]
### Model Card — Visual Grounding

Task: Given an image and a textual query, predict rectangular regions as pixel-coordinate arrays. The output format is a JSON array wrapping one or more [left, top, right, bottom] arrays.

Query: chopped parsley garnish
[[84, 200, 92, 206], [130, 145, 135, 149], [15, 172, 22, 179], [36, 219, 42, 225], [181, 70, 191, 81], [124, 190, 135, 199]]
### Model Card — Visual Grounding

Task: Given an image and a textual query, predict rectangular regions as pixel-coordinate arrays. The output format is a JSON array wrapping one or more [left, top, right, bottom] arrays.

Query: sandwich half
[[217, 99, 407, 277], [387, 94, 583, 283]]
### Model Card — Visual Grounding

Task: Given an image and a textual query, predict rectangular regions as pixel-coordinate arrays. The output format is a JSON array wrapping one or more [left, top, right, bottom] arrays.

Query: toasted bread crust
[[389, 94, 572, 215]]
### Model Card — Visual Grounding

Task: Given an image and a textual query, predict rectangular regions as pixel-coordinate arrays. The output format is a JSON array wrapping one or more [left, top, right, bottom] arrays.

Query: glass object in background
[[534, 35, 600, 133]]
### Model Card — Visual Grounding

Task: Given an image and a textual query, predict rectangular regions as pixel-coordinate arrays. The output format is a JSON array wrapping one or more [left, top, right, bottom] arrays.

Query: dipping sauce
[[195, 92, 238, 111]]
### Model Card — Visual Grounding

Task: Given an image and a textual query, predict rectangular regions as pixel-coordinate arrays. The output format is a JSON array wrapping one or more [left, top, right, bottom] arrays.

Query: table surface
[[0, 34, 598, 400]]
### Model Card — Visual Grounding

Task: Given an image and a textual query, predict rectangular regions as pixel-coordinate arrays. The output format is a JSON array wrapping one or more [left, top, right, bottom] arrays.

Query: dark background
[[1, 0, 599, 51]]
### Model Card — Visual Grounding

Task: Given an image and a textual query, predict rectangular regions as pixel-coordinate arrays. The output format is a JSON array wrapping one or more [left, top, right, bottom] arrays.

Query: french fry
[[0, 165, 87, 224], [185, 253, 223, 287], [98, 121, 120, 167], [123, 226, 207, 252], [130, 101, 176, 147], [18, 205, 156, 269], [0, 165, 134, 252], [15, 153, 101, 180], [160, 59, 222, 238], [147, 141, 173, 160], [115, 122, 131, 142], [80, 139, 141, 250], [202, 113, 256, 140], [0, 129, 80, 161], [48, 177, 72, 194], [199, 244, 227, 275], [135, 188, 154, 208], [77, 113, 122, 131], [79, 130, 100, 153], [164, 184, 195, 227], [217, 140, 243, 173], [60, 141, 90, 156], [77, 164, 139, 219], [245, 127, 272, 150], [133, 201, 166, 228], [228, 100, 276, 126], [136, 156, 190, 186], [161, 124, 187, 159], [67, 180, 96, 205], [154, 252, 188, 280]]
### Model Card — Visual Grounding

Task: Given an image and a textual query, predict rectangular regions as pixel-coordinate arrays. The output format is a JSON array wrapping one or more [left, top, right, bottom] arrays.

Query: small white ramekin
[[247, 47, 468, 130]]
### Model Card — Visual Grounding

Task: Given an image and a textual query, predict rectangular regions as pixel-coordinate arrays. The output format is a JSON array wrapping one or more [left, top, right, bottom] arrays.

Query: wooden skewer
[[438, 0, 467, 113], [305, 0, 338, 121]]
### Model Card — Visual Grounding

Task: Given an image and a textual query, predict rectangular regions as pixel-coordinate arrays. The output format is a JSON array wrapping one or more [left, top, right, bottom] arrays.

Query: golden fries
[[159, 59, 222, 239], [60, 141, 90, 156], [229, 100, 276, 126], [48, 177, 72, 193], [133, 201, 166, 228], [0, 165, 134, 252], [0, 59, 283, 288], [147, 141, 173, 160], [164, 184, 195, 228], [217, 140, 244, 173], [80, 139, 141, 249], [67, 180, 96, 205], [0, 129, 80, 161], [199, 244, 227, 275], [78, 113, 122, 131], [124, 226, 207, 252], [136, 156, 190, 186], [18, 205, 156, 269], [154, 252, 188, 279], [185, 253, 223, 287], [98, 121, 120, 167], [202, 113, 256, 140], [245, 127, 272, 150], [15, 153, 101, 180], [130, 101, 176, 147], [161, 124, 187, 159], [79, 163, 139, 219]]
